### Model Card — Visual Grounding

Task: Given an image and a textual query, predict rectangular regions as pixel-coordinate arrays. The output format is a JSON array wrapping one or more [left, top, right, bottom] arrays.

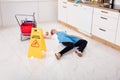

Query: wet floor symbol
[[31, 39, 40, 48]]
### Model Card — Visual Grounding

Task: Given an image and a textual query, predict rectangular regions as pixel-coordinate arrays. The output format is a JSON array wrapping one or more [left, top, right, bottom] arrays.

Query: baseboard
[[92, 35, 120, 51]]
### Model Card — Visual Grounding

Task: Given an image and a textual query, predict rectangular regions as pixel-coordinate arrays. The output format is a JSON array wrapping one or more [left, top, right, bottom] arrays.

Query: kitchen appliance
[[102, 0, 120, 10], [113, 0, 120, 10]]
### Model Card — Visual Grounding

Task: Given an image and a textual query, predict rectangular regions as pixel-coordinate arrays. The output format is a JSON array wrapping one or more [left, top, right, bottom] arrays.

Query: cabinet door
[[67, 2, 76, 27], [67, 3, 84, 28], [58, 1, 67, 23], [78, 5, 93, 33], [116, 17, 120, 46], [68, 3, 93, 34]]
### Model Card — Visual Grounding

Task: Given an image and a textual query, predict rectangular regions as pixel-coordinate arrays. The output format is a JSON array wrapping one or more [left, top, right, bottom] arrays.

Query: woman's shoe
[[75, 50, 83, 57], [55, 53, 61, 60]]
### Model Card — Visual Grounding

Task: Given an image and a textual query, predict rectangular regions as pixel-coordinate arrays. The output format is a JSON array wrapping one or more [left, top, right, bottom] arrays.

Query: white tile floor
[[0, 22, 120, 80]]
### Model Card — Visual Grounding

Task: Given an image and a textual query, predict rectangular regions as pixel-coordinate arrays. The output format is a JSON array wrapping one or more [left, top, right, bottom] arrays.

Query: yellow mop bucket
[[28, 28, 46, 59]]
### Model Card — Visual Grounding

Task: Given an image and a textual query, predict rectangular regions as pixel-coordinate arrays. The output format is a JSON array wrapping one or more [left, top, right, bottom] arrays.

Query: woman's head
[[51, 29, 57, 35]]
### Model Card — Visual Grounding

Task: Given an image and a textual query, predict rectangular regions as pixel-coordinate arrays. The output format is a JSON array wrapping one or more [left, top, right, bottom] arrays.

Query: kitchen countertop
[[68, 1, 120, 13]]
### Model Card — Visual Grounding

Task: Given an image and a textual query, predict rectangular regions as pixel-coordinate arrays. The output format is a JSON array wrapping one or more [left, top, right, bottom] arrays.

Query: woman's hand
[[45, 32, 49, 36], [44, 32, 52, 39]]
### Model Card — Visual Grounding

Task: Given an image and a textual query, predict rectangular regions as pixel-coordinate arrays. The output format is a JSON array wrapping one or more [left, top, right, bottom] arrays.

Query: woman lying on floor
[[44, 29, 88, 60]]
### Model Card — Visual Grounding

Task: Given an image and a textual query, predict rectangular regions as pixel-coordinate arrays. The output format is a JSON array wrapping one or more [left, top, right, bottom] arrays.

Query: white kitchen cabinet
[[58, 0, 67, 3], [67, 2, 78, 27], [0, 1, 2, 27], [67, 2, 93, 34], [78, 5, 93, 34], [92, 8, 119, 43], [58, 0, 68, 23], [115, 15, 120, 46]]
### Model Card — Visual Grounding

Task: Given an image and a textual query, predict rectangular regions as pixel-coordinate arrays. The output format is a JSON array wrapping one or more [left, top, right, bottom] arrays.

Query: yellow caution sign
[[28, 28, 46, 59]]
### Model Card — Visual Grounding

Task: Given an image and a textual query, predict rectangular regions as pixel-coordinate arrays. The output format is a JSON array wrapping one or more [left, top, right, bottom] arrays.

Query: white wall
[[0, 0, 57, 27], [0, 0, 2, 27], [1, 1, 38, 26], [38, 1, 58, 22], [0, 13, 2, 27]]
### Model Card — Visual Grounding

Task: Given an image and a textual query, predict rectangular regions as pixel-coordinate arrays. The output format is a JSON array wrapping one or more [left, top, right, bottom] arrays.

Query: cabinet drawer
[[92, 24, 116, 43], [94, 8, 119, 19], [93, 13, 118, 29]]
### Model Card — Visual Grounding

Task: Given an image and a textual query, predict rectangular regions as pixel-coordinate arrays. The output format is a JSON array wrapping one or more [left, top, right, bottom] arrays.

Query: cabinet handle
[[62, 6, 67, 8], [100, 17, 108, 20], [101, 11, 108, 14], [99, 28, 106, 32], [63, 1, 67, 4], [73, 4, 79, 7]]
